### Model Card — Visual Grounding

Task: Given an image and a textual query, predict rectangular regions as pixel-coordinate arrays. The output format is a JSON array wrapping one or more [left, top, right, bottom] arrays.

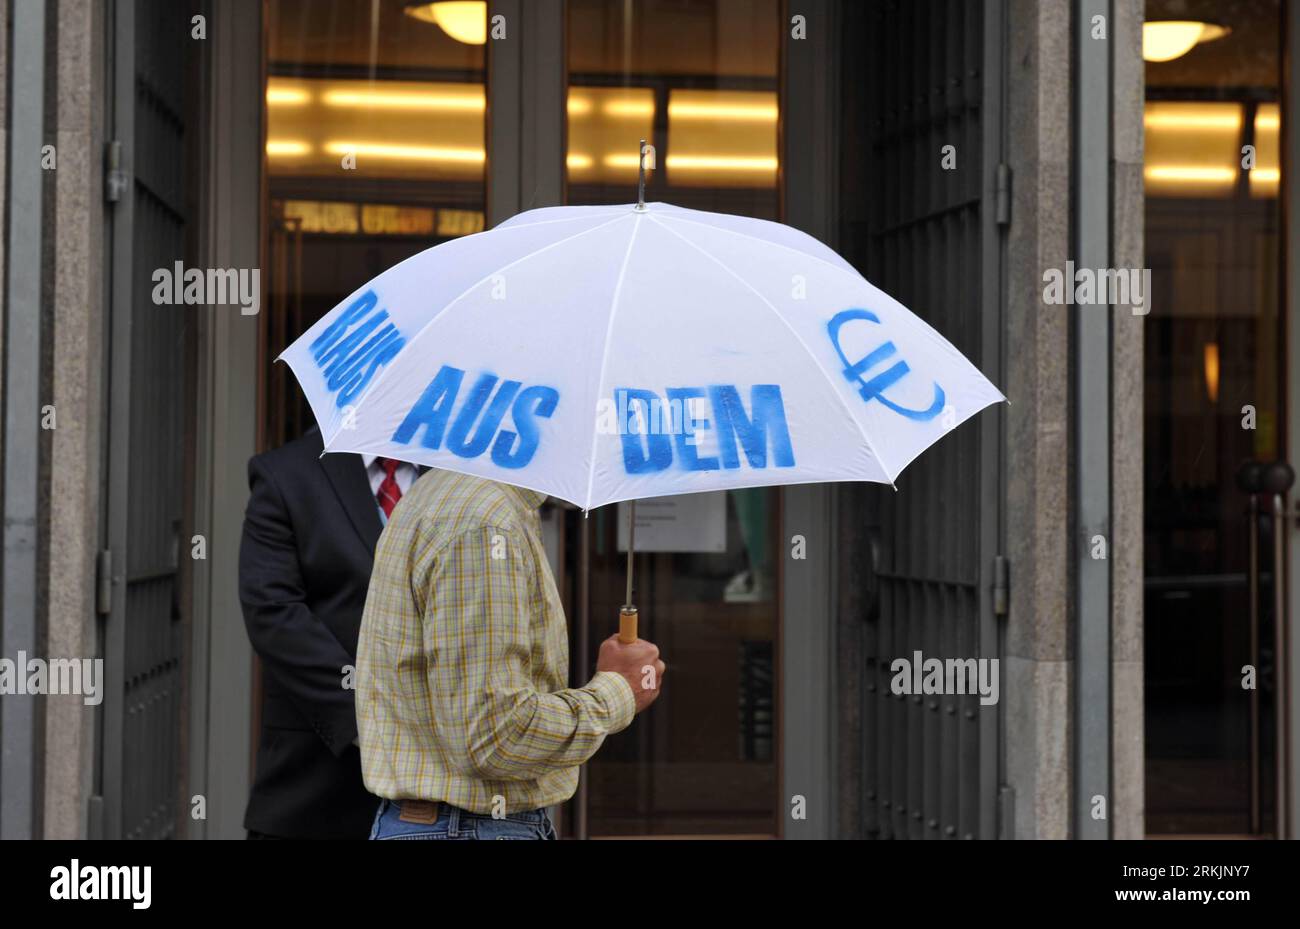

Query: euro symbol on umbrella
[[828, 308, 945, 421]]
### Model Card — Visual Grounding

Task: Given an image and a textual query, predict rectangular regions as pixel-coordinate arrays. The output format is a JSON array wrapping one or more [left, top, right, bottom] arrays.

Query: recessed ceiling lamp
[[404, 1, 487, 45], [1143, 20, 1230, 63]]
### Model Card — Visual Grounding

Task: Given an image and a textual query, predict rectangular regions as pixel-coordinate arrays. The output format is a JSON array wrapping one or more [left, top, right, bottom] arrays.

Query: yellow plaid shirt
[[356, 468, 636, 813]]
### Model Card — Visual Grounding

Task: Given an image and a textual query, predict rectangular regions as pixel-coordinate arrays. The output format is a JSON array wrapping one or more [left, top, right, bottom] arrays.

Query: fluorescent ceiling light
[[1144, 165, 1236, 183], [1143, 111, 1240, 130], [323, 141, 485, 163], [1143, 21, 1230, 63], [404, 1, 487, 45], [603, 101, 656, 118], [668, 102, 779, 122], [266, 139, 311, 156], [320, 88, 484, 111], [266, 87, 310, 106], [666, 155, 779, 172]]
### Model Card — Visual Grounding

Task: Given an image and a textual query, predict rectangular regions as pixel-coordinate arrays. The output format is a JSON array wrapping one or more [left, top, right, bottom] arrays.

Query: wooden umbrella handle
[[618, 607, 638, 644]]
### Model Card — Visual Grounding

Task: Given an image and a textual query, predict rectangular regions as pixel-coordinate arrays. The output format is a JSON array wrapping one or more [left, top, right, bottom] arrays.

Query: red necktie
[[376, 457, 403, 518]]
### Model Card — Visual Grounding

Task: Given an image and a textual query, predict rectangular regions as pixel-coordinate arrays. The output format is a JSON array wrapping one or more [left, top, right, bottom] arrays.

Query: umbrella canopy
[[279, 200, 1004, 511]]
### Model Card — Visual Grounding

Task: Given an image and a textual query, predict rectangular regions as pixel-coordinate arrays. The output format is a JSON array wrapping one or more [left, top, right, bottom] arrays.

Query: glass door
[[563, 0, 783, 837], [261, 0, 488, 449], [1142, 0, 1286, 836]]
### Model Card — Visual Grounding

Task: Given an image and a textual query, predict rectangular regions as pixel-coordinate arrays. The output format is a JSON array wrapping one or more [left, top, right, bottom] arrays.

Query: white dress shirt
[[361, 455, 418, 502]]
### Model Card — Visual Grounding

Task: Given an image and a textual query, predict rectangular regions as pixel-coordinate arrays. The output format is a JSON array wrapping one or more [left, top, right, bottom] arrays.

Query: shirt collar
[[363, 455, 417, 472]]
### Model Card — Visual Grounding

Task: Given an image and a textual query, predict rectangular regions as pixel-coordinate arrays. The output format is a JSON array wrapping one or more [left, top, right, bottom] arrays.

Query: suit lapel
[[319, 451, 383, 554]]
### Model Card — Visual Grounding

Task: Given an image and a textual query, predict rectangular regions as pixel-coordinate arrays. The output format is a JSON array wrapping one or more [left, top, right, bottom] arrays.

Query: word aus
[[392, 364, 558, 470]]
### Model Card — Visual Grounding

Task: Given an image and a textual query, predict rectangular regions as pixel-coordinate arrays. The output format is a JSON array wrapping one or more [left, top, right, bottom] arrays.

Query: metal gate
[[851, 0, 1006, 840], [98, 0, 195, 839]]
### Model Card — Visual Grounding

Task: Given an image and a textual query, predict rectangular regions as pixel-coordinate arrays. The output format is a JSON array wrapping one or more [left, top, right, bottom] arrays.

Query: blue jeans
[[368, 798, 557, 840]]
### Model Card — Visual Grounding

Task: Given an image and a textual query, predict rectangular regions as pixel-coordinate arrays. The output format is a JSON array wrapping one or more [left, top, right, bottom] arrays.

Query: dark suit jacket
[[239, 427, 386, 839]]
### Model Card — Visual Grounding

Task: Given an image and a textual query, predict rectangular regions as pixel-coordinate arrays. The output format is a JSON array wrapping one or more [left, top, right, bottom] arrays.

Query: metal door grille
[[854, 0, 1000, 840], [102, 0, 193, 839]]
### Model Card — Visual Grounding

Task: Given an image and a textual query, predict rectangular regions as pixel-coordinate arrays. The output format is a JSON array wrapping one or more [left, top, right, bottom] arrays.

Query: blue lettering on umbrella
[[617, 384, 795, 474], [709, 385, 795, 469], [309, 289, 406, 408], [618, 390, 674, 474], [391, 364, 558, 470], [827, 308, 944, 421]]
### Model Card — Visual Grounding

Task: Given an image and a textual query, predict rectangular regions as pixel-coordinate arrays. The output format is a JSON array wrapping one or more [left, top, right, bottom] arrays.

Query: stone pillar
[[1003, 0, 1073, 839], [42, 0, 106, 840], [1109, 0, 1146, 841]]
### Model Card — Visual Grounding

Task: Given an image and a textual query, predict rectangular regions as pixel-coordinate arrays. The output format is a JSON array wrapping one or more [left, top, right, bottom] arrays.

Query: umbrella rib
[[320, 211, 634, 451], [649, 214, 899, 488], [582, 212, 645, 512]]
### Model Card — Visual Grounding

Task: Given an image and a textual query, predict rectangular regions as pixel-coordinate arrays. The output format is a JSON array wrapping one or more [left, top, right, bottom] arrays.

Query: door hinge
[[104, 140, 129, 203], [995, 163, 1012, 226], [992, 554, 1010, 616], [96, 548, 113, 615]]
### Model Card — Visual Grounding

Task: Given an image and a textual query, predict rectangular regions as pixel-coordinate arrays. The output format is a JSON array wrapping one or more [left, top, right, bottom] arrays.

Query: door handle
[[1241, 460, 1293, 837]]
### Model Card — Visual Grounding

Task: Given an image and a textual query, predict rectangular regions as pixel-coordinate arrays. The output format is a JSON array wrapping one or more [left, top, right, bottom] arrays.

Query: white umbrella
[[280, 143, 1004, 640]]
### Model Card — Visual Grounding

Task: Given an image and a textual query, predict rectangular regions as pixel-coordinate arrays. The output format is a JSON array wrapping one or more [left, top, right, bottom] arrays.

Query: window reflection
[[261, 0, 486, 449], [566, 0, 779, 215], [567, 87, 656, 184], [267, 78, 485, 180]]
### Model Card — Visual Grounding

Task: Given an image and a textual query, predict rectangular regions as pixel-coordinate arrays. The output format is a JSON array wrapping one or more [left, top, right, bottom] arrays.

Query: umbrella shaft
[[625, 498, 636, 607]]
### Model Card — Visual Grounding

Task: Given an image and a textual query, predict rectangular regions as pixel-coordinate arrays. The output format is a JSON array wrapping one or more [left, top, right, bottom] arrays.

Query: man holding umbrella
[[356, 468, 665, 840], [285, 145, 1002, 840]]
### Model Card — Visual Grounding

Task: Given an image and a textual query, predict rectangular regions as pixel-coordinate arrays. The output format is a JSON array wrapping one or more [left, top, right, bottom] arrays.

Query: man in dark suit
[[239, 426, 418, 839]]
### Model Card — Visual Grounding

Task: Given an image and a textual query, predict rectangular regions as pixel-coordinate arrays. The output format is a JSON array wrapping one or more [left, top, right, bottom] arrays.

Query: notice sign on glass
[[616, 492, 727, 554]]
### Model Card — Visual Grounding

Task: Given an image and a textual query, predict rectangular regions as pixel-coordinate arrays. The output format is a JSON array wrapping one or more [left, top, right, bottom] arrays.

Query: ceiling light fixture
[[1143, 21, 1230, 63], [404, 1, 488, 45]]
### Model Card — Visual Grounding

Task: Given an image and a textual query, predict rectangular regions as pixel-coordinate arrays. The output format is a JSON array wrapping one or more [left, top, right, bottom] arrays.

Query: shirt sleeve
[[423, 524, 637, 781]]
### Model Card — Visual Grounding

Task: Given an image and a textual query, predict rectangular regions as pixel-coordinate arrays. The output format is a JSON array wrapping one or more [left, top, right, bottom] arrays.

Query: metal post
[[1, 0, 47, 841], [1249, 489, 1261, 834], [1263, 460, 1294, 837], [1273, 490, 1289, 837], [1238, 460, 1263, 834], [1072, 0, 1113, 840]]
